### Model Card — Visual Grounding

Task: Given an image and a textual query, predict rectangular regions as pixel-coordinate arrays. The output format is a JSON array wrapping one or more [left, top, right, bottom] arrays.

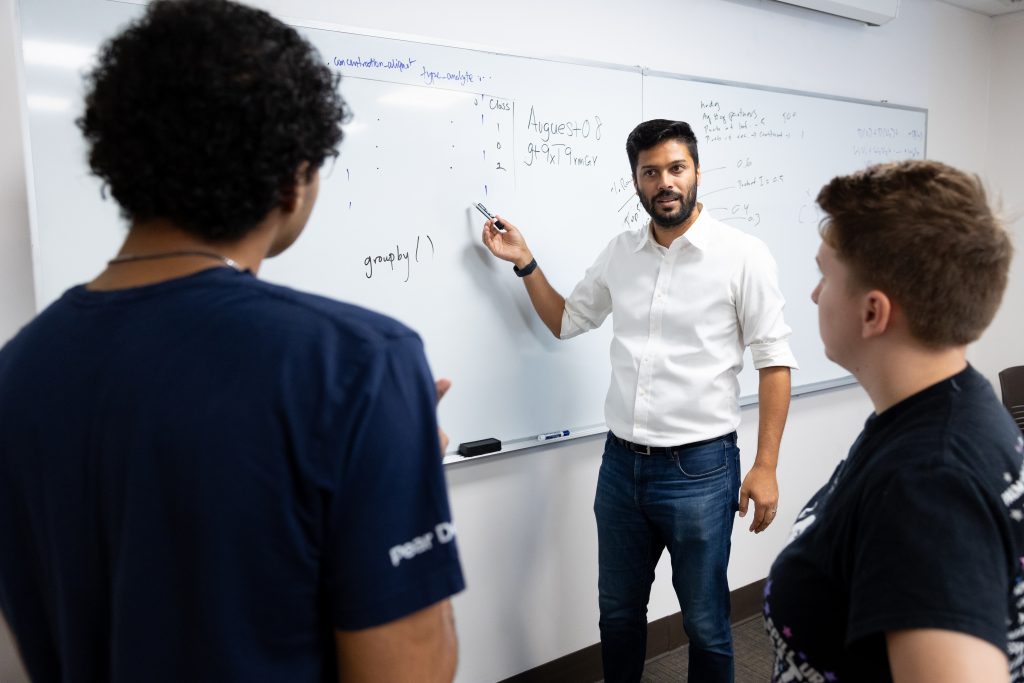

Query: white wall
[[972, 12, 1024, 388], [0, 0, 33, 342], [0, 0, 33, 676], [0, 1, 1016, 682]]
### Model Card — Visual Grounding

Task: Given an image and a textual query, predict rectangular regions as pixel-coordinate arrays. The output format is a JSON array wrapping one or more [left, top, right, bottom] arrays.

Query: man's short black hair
[[77, 0, 348, 241], [626, 119, 699, 178]]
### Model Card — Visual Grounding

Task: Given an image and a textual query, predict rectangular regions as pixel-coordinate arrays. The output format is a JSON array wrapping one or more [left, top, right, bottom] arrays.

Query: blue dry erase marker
[[474, 202, 504, 230], [537, 430, 570, 442]]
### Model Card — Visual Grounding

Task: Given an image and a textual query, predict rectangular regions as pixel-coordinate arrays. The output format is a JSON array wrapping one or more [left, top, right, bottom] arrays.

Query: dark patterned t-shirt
[[766, 365, 1024, 682]]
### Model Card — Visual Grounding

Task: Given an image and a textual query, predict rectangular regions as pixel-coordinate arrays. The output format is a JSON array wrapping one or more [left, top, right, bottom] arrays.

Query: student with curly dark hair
[[0, 1, 463, 681]]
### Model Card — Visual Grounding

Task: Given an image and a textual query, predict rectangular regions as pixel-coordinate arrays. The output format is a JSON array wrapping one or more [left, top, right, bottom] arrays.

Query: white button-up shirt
[[560, 207, 798, 447]]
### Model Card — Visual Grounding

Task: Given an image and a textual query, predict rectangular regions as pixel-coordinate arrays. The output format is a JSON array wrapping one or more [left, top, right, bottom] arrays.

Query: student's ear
[[861, 290, 893, 339], [280, 161, 313, 213]]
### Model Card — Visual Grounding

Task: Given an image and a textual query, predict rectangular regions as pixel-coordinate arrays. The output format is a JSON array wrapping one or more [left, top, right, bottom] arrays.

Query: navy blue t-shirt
[[0, 267, 464, 681], [765, 365, 1024, 681]]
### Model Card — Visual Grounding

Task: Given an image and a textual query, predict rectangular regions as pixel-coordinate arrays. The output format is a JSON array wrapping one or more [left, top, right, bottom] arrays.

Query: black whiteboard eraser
[[457, 438, 501, 457]]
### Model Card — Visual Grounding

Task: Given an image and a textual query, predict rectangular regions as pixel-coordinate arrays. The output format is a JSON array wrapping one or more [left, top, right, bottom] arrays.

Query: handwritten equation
[[522, 106, 603, 168], [699, 99, 798, 145]]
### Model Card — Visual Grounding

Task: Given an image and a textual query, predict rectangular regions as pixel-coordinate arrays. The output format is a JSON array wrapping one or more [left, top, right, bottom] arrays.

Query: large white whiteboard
[[16, 0, 925, 457]]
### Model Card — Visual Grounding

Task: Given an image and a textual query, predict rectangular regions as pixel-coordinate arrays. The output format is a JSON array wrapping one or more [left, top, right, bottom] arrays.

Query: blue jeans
[[594, 432, 740, 683]]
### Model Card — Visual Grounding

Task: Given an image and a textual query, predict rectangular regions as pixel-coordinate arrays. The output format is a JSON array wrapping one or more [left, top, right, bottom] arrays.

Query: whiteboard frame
[[17, 1, 929, 463]]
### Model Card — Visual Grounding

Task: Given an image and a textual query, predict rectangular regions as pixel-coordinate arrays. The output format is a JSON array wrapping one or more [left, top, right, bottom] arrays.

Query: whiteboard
[[16, 0, 925, 457]]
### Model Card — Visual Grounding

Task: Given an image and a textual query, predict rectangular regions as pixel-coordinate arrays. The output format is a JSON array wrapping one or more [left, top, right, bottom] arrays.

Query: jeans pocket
[[673, 441, 728, 479]]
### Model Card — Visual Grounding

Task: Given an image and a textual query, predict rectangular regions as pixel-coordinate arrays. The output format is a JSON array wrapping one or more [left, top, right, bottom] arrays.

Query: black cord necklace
[[107, 250, 242, 271]]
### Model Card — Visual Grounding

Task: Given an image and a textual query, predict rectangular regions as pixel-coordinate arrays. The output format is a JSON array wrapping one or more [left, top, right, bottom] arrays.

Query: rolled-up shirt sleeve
[[560, 240, 614, 339], [735, 240, 799, 370]]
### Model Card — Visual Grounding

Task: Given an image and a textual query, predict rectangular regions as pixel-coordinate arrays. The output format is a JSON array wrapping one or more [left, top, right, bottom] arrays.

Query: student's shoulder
[[245, 277, 421, 349], [866, 385, 1020, 498], [0, 293, 77, 362], [935, 367, 1020, 452], [946, 370, 1024, 485]]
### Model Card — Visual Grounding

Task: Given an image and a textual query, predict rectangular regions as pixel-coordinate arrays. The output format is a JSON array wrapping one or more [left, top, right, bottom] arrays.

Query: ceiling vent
[[773, 0, 901, 25]]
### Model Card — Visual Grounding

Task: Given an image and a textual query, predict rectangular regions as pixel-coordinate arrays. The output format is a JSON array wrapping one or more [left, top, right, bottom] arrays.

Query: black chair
[[999, 366, 1024, 435]]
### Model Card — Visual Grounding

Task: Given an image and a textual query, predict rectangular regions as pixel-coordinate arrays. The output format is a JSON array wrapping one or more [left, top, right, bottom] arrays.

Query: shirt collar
[[632, 204, 712, 253]]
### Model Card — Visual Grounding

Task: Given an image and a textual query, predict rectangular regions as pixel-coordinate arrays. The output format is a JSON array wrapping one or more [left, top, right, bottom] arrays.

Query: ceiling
[[937, 0, 1024, 16]]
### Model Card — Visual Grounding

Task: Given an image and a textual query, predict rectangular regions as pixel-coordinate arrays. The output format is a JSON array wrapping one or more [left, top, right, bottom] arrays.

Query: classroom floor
[[605, 615, 774, 683]]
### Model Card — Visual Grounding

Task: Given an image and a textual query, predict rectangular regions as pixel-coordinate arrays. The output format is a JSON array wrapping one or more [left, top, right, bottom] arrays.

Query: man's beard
[[639, 184, 697, 229]]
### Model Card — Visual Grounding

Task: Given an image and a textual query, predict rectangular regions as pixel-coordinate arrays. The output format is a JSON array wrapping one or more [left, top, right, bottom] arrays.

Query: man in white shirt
[[480, 119, 797, 683]]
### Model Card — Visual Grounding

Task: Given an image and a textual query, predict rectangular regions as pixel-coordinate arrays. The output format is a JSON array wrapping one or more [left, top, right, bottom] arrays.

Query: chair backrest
[[999, 366, 1024, 435]]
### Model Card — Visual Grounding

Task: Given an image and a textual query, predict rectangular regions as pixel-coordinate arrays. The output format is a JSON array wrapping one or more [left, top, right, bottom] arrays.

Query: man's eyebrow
[[638, 159, 688, 170]]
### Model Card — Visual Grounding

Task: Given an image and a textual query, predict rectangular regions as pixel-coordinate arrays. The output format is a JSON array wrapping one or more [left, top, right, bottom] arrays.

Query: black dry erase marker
[[474, 202, 504, 231]]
